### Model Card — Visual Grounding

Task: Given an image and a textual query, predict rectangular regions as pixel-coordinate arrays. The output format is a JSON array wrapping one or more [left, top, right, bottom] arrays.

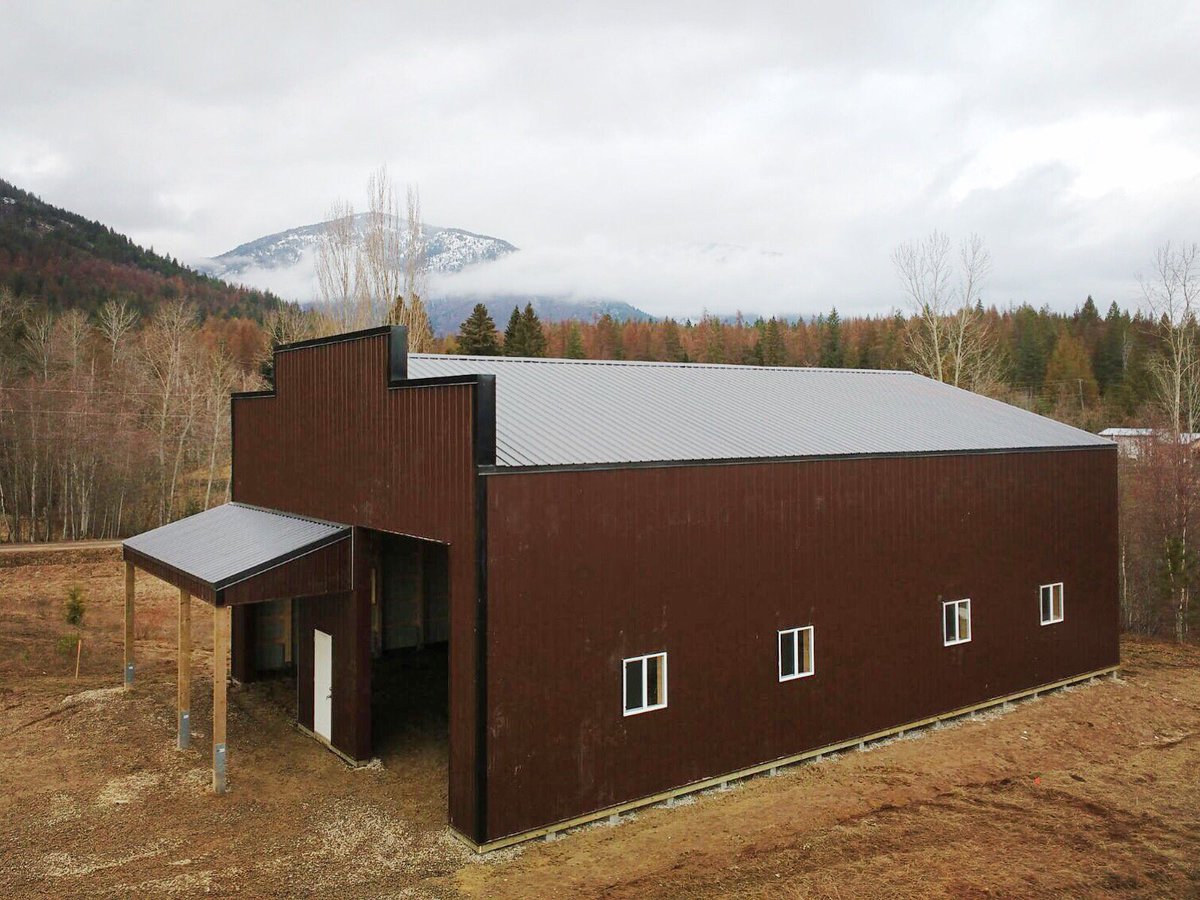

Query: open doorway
[[370, 532, 450, 764]]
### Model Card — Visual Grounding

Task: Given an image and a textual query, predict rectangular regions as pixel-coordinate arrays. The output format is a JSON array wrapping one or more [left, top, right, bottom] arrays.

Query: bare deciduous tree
[[55, 309, 91, 371], [315, 169, 436, 346], [96, 299, 139, 362], [141, 300, 200, 524], [362, 165, 404, 328], [21, 309, 56, 382], [892, 230, 1002, 392], [315, 200, 368, 332], [1140, 241, 1200, 435], [403, 183, 434, 351]]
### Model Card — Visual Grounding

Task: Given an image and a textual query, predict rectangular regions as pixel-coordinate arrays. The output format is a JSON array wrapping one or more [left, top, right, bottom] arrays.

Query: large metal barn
[[120, 324, 1118, 850]]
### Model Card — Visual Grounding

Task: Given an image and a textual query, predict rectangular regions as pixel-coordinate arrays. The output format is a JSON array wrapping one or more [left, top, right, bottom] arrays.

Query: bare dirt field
[[1, 549, 1198, 899]]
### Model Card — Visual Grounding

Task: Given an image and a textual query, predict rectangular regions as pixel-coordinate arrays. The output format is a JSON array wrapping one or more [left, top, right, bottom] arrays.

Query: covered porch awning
[[122, 502, 352, 606], [119, 503, 352, 794]]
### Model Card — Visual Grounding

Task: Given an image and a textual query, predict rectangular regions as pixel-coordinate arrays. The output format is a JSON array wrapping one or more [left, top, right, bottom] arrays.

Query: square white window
[[778, 626, 815, 681], [623, 652, 667, 716], [1040, 582, 1064, 625], [943, 599, 971, 646]]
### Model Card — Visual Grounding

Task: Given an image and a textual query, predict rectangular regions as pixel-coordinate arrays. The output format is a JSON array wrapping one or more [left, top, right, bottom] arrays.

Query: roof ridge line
[[409, 353, 912, 375]]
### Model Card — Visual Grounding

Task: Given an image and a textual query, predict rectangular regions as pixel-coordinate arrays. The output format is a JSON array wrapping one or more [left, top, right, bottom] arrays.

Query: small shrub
[[64, 585, 86, 628], [56, 633, 80, 657]]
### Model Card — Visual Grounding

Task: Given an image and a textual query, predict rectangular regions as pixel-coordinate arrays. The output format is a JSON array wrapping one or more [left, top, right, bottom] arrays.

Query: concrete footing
[[213, 743, 227, 794]]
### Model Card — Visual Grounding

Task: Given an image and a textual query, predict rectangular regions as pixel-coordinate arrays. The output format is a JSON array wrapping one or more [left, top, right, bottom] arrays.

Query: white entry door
[[313, 629, 333, 741]]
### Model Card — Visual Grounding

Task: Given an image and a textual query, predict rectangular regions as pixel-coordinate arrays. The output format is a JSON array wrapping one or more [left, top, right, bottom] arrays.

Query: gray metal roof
[[408, 354, 1113, 467], [122, 503, 349, 589]]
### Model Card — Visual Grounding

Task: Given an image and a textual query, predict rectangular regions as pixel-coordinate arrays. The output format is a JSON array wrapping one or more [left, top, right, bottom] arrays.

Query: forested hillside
[[0, 179, 280, 319]]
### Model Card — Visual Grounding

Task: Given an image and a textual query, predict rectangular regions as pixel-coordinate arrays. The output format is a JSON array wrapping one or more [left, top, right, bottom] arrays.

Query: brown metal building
[[120, 325, 1119, 849]]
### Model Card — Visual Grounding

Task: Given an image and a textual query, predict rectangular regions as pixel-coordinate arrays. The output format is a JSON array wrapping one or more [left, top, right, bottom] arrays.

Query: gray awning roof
[[122, 503, 350, 590], [407, 354, 1113, 468]]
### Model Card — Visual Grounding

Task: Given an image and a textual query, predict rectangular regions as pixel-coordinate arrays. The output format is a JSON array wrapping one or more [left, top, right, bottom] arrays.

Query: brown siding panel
[[483, 448, 1118, 841], [122, 547, 216, 604], [221, 538, 351, 606], [231, 333, 481, 840]]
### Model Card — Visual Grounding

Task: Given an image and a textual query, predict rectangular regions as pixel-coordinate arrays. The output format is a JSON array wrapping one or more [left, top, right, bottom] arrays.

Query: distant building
[[1099, 427, 1200, 459]]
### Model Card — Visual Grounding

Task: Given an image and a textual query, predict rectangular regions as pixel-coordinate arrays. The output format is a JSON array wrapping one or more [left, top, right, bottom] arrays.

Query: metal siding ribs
[[122, 503, 349, 590]]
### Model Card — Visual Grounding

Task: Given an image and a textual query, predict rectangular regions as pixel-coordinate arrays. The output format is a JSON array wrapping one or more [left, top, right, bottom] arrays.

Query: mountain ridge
[[199, 214, 519, 279], [0, 178, 281, 319], [203, 216, 652, 334]]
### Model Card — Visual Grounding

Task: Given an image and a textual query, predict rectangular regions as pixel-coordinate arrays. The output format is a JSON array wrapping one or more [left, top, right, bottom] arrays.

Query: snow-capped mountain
[[199, 214, 517, 280], [197, 216, 651, 334]]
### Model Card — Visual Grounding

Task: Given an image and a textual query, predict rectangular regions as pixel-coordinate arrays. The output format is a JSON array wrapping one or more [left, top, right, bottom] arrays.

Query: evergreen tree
[[521, 303, 548, 357], [742, 330, 764, 366], [595, 313, 625, 359], [457, 303, 501, 356], [1077, 295, 1100, 327], [819, 307, 844, 367], [760, 317, 787, 366], [1044, 328, 1100, 408], [702, 316, 726, 363], [1093, 301, 1128, 395], [1011, 304, 1055, 390], [502, 305, 526, 356], [662, 318, 688, 362], [565, 323, 586, 359]]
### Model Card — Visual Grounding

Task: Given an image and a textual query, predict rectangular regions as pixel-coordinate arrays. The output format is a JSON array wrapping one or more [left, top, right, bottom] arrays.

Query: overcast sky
[[3, 2, 1198, 318]]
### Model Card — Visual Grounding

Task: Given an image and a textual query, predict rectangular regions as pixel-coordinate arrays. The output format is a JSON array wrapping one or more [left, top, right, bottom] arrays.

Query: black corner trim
[[388, 325, 409, 381], [474, 375, 497, 467], [471, 378, 491, 845]]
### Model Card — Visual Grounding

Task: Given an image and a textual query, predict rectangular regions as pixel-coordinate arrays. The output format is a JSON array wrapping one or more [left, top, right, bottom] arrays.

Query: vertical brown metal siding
[[483, 448, 1118, 841], [231, 333, 482, 838], [220, 538, 351, 606]]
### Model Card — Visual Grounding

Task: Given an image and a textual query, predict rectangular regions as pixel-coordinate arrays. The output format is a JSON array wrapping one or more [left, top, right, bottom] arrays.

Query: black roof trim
[[478, 442, 1116, 476], [275, 325, 392, 353], [212, 529, 351, 593]]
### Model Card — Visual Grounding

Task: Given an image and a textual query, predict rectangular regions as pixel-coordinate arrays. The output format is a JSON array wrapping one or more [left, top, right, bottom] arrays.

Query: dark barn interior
[[229, 529, 452, 776]]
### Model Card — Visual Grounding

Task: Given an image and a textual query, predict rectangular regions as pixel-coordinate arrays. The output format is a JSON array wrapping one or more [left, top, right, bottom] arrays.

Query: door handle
[[326, 691, 332, 700]]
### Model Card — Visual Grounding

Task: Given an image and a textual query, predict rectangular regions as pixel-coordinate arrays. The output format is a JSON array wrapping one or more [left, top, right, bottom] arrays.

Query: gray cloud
[[2, 1, 1197, 318]]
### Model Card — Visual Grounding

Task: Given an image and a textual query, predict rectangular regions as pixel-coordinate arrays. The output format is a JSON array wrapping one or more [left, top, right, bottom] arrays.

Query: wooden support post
[[213, 605, 230, 793], [178, 589, 191, 750], [123, 562, 135, 689]]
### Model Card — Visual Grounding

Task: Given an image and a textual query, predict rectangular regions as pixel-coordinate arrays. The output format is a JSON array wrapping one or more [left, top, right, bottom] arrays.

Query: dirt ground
[[1, 549, 1198, 899]]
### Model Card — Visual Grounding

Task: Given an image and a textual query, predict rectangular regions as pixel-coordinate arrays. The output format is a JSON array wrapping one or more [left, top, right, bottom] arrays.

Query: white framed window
[[1040, 582, 1064, 625], [943, 598, 971, 646], [623, 652, 667, 716], [778, 626, 815, 681]]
